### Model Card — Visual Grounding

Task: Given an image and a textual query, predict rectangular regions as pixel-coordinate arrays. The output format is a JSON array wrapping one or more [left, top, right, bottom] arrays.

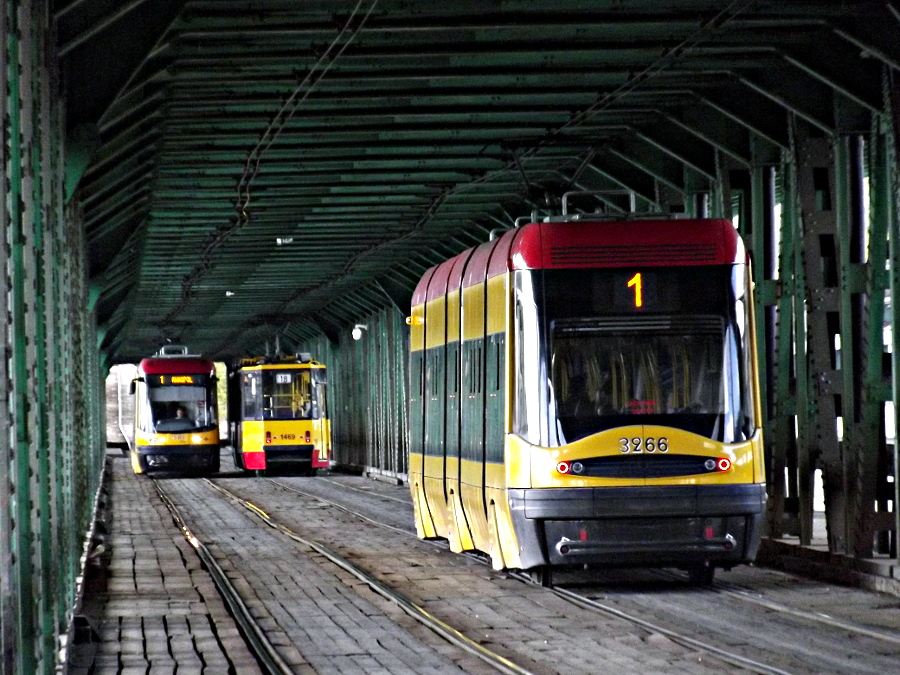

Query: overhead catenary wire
[[163, 0, 380, 324], [235, 0, 381, 219]]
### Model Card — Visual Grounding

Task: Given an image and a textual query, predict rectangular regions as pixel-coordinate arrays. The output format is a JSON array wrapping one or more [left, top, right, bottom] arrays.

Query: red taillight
[[265, 431, 272, 445], [716, 457, 732, 472], [556, 461, 570, 474], [305, 431, 311, 443]]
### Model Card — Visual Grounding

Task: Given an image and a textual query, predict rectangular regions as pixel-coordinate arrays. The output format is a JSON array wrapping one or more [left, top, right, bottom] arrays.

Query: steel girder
[[2, 1, 104, 673], [889, 72, 900, 563], [761, 103, 899, 564]]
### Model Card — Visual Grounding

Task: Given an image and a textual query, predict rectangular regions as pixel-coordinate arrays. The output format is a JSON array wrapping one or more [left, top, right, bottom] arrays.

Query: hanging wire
[[163, 0, 380, 324], [235, 0, 380, 219]]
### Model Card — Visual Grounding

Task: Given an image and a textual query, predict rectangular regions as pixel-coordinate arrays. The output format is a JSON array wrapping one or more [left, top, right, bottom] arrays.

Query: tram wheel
[[528, 565, 553, 587], [688, 563, 715, 585], [136, 456, 150, 474]]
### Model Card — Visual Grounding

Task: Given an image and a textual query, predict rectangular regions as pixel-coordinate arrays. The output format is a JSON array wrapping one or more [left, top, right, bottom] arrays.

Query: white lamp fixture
[[351, 324, 368, 340]]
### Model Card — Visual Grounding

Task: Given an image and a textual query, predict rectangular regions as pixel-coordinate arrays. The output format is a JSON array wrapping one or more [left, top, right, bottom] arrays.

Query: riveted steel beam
[[833, 128, 877, 559], [888, 70, 900, 563], [792, 118, 850, 551], [863, 109, 895, 559], [3, 5, 105, 671], [0, 0, 11, 667], [7, 5, 40, 669]]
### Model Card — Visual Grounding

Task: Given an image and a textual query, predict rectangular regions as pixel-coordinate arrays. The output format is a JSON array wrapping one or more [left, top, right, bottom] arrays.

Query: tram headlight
[[191, 434, 203, 443]]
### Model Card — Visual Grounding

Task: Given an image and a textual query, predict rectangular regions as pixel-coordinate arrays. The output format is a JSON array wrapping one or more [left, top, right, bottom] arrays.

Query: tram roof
[[57, 1, 892, 363], [413, 216, 742, 304], [138, 357, 217, 376]]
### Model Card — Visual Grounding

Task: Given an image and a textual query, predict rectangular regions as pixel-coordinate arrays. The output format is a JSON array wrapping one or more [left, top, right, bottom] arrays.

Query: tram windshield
[[261, 369, 318, 420], [513, 265, 756, 446], [143, 381, 217, 432]]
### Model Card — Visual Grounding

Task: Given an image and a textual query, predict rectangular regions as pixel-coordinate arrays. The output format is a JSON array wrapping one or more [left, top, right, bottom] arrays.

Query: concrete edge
[[757, 538, 900, 598]]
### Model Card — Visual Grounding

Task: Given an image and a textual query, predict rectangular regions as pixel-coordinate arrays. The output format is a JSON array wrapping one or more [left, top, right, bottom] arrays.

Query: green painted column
[[28, 5, 57, 662], [2, 1, 104, 670], [888, 72, 900, 563], [785, 126, 818, 546], [833, 133, 864, 557], [865, 113, 894, 558], [7, 2, 40, 669], [0, 0, 11, 668]]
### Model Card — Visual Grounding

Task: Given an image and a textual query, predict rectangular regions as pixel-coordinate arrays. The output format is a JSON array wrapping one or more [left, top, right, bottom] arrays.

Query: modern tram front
[[130, 345, 221, 476]]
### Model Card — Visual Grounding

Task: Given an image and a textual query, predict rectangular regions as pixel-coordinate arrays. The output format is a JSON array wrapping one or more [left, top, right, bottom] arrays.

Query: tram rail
[[685, 577, 900, 647], [204, 479, 536, 675], [153, 478, 294, 675], [261, 475, 900, 675]]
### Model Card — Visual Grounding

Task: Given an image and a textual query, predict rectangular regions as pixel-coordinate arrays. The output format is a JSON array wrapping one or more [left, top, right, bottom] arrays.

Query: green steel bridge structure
[[3, 1, 900, 671]]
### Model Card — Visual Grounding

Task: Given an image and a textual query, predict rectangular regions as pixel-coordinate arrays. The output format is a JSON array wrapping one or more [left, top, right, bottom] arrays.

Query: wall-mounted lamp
[[225, 291, 235, 297], [351, 324, 368, 340]]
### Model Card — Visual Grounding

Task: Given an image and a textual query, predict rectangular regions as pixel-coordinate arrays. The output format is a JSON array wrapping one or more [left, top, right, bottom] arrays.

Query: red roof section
[[411, 219, 746, 300], [447, 247, 474, 292], [411, 265, 437, 306], [139, 357, 216, 375], [426, 254, 457, 302], [461, 239, 496, 289], [486, 228, 520, 278], [510, 218, 741, 269]]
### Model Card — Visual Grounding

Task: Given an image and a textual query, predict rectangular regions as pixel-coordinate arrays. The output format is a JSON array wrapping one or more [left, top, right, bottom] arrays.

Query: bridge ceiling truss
[[58, 0, 898, 362]]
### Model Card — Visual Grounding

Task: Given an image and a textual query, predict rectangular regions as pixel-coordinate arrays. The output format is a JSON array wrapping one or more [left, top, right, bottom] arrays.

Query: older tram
[[408, 217, 766, 585], [228, 353, 331, 475], [130, 345, 221, 475]]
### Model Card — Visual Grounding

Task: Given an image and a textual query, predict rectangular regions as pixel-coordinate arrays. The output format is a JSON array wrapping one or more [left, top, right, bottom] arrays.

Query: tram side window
[[465, 342, 483, 394], [485, 333, 505, 463], [136, 385, 154, 433], [316, 381, 328, 421], [305, 372, 318, 419], [512, 272, 545, 446], [733, 266, 757, 437], [242, 374, 261, 421]]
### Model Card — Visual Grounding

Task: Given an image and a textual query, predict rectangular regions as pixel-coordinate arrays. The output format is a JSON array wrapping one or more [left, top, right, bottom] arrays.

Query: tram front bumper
[[508, 483, 766, 569], [136, 445, 218, 471]]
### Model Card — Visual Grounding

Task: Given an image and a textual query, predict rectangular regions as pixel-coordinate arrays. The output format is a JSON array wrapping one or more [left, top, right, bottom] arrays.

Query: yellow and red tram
[[229, 354, 331, 475], [130, 346, 221, 475], [408, 217, 765, 584]]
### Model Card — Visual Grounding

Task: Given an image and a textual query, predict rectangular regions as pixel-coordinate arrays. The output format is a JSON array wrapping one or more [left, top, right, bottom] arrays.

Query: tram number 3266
[[619, 437, 669, 453]]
